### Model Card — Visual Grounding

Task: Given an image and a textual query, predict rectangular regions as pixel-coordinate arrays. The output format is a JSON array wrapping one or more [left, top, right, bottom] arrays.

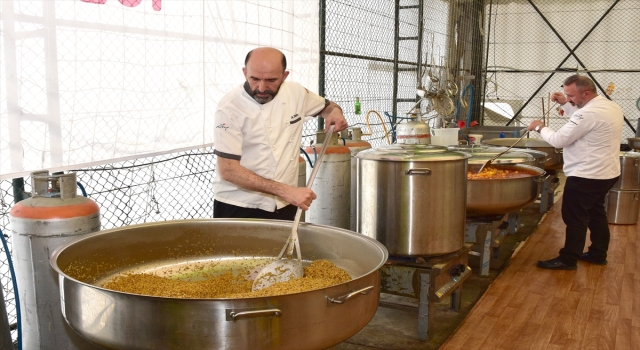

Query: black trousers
[[558, 176, 619, 265], [213, 200, 297, 221]]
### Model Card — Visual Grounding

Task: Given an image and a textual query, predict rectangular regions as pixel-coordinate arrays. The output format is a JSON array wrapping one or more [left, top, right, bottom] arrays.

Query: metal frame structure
[[495, 0, 635, 133]]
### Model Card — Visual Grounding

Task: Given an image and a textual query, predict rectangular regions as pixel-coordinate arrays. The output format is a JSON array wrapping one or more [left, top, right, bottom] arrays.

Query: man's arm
[[217, 157, 317, 210], [317, 101, 348, 132]]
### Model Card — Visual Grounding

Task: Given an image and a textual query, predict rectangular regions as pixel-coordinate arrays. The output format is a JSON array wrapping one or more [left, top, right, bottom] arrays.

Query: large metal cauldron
[[484, 138, 563, 170], [356, 145, 470, 256], [50, 219, 388, 350], [467, 164, 545, 217]]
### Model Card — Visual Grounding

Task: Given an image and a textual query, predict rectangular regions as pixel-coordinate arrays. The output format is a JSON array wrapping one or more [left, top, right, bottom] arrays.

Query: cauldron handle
[[535, 171, 550, 183], [327, 286, 374, 304], [226, 308, 282, 321]]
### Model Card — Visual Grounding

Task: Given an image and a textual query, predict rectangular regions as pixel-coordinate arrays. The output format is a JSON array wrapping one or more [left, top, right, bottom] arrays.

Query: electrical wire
[[362, 110, 391, 145], [0, 228, 21, 350]]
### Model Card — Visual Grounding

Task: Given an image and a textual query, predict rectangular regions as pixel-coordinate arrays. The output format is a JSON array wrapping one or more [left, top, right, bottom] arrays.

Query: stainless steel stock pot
[[356, 145, 470, 256]]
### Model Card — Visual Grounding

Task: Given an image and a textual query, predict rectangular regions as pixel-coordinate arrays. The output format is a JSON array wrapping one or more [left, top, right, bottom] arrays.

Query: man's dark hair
[[244, 48, 287, 71], [563, 74, 597, 93]]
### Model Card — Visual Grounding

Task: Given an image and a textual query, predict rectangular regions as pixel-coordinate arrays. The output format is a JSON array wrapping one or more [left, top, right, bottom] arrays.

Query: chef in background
[[528, 74, 623, 270]]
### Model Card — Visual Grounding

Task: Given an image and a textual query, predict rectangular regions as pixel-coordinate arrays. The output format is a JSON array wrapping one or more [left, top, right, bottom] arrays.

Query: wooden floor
[[441, 197, 640, 350]]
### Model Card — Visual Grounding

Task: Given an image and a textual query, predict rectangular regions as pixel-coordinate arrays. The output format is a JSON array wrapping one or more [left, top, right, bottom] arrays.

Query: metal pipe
[[392, 1, 400, 123], [12, 177, 28, 204], [318, 0, 327, 132], [481, 0, 494, 126]]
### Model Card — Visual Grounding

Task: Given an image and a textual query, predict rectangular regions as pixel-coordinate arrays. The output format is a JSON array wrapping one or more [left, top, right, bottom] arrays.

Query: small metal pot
[[50, 219, 388, 350], [466, 164, 546, 217]]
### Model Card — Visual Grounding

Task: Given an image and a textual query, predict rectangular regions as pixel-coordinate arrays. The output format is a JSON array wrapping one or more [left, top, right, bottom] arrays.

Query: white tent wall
[[484, 0, 640, 138], [0, 0, 319, 344], [0, 0, 320, 180]]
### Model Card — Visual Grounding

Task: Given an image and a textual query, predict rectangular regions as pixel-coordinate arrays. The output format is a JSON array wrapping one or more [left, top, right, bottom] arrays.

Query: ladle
[[252, 125, 336, 291], [476, 130, 529, 174], [476, 102, 558, 174]]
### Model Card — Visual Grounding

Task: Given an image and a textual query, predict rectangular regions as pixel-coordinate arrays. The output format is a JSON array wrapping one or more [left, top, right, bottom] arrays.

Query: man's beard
[[250, 88, 277, 104]]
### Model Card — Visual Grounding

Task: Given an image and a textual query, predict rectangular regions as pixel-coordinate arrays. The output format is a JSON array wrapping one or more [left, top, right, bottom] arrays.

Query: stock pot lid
[[448, 145, 508, 153], [380, 144, 446, 152], [356, 145, 470, 161], [466, 151, 535, 165]]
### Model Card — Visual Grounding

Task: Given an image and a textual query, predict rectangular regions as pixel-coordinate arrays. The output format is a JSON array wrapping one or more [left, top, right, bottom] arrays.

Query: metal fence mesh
[[2, 0, 640, 346], [0, 147, 217, 343]]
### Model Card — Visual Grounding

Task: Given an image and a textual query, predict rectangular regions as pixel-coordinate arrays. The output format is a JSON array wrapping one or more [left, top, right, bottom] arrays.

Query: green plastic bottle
[[355, 97, 361, 115]]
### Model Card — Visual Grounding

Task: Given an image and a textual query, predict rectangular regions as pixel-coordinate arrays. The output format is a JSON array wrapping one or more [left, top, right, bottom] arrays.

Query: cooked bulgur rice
[[468, 166, 538, 180], [102, 259, 351, 298]]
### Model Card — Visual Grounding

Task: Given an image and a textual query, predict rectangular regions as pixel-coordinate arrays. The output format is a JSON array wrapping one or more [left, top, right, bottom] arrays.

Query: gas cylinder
[[396, 109, 430, 145], [339, 128, 372, 231], [304, 131, 351, 229], [10, 171, 101, 350]]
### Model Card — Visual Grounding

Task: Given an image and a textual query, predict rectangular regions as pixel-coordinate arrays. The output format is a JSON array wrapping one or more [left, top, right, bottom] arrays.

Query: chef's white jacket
[[213, 81, 326, 211], [539, 95, 623, 179]]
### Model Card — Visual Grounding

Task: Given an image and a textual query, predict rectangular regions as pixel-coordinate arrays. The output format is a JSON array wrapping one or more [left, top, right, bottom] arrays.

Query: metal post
[[392, 1, 400, 122], [450, 286, 462, 312], [416, 0, 424, 89], [481, 0, 494, 125], [318, 0, 327, 132], [417, 270, 433, 341]]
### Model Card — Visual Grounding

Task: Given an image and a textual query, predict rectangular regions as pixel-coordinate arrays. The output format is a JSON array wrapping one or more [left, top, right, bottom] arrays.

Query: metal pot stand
[[378, 244, 472, 341]]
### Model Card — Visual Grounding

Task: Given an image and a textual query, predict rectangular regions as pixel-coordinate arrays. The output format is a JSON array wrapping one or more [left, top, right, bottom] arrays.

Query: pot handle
[[226, 308, 282, 321], [555, 148, 563, 154], [327, 286, 374, 304], [535, 171, 550, 183], [405, 168, 431, 176]]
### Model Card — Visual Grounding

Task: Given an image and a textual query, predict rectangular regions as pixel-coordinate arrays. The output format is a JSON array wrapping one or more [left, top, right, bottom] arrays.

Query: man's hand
[[218, 157, 318, 210], [320, 101, 349, 132], [551, 92, 567, 105], [528, 119, 544, 132], [280, 187, 317, 211]]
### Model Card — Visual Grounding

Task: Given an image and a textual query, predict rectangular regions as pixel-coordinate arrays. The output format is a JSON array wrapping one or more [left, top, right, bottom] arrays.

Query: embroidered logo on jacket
[[290, 114, 301, 124], [216, 123, 229, 130], [570, 113, 583, 125]]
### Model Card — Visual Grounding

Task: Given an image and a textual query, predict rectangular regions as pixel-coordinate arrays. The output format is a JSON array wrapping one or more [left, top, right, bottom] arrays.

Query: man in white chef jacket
[[528, 74, 623, 270], [213, 47, 348, 220]]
